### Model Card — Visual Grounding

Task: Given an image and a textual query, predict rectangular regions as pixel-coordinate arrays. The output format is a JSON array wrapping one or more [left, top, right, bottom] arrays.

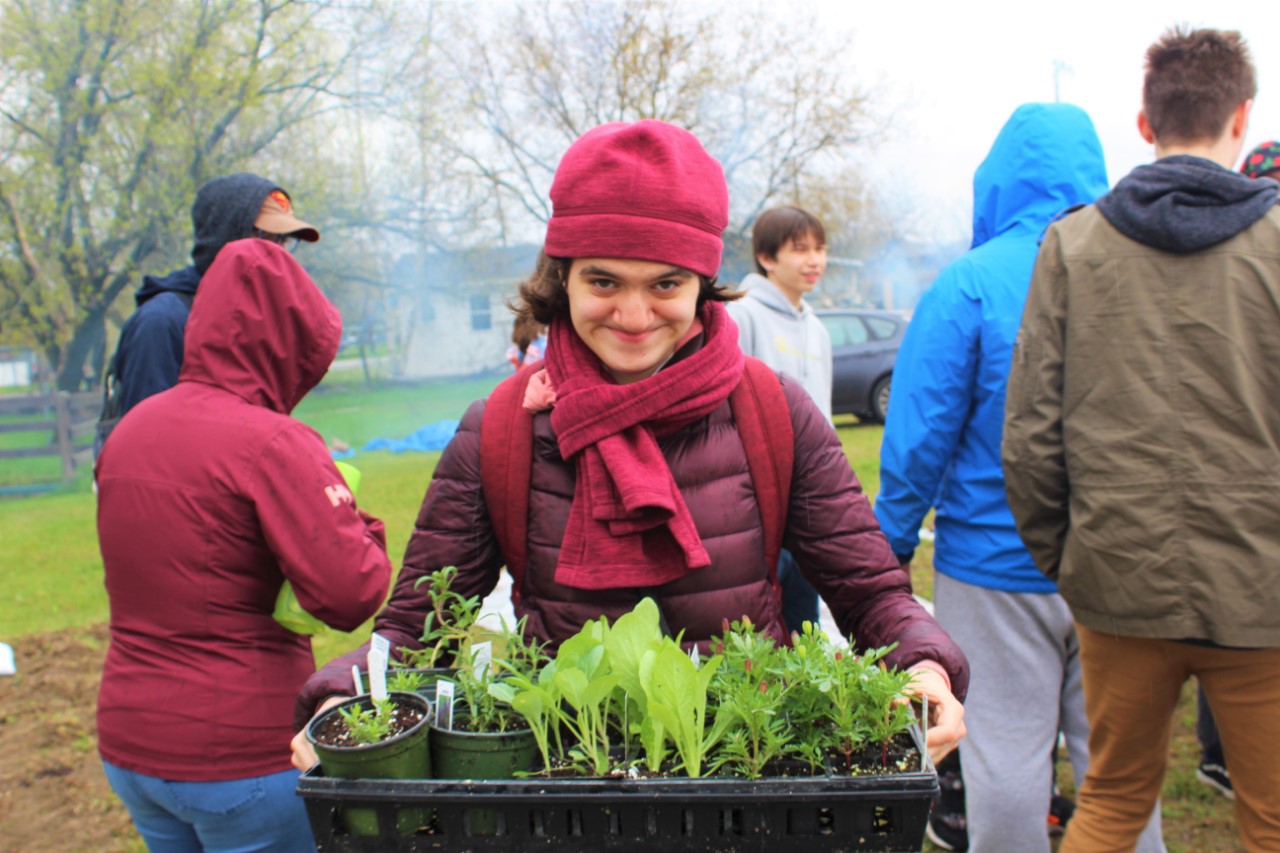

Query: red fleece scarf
[[544, 301, 744, 590]]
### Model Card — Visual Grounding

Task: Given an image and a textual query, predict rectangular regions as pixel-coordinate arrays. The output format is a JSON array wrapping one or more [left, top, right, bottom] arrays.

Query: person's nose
[[615, 289, 652, 330]]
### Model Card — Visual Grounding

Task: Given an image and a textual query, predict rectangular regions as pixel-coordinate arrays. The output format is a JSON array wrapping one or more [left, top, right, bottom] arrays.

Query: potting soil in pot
[[310, 701, 426, 748]]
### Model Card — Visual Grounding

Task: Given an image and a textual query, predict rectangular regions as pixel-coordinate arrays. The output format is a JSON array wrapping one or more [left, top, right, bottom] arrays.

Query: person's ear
[[1230, 99, 1252, 141], [1137, 110, 1157, 145], [756, 253, 774, 274]]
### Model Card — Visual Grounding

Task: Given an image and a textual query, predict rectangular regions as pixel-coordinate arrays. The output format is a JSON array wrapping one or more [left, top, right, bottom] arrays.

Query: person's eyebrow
[[577, 264, 693, 282], [649, 267, 695, 281]]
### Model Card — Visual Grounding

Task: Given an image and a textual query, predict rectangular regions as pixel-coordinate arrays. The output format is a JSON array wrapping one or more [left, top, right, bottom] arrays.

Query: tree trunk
[[54, 308, 107, 392]]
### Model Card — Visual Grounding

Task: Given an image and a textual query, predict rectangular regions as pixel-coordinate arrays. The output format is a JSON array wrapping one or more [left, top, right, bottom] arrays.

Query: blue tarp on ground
[[361, 420, 460, 454]]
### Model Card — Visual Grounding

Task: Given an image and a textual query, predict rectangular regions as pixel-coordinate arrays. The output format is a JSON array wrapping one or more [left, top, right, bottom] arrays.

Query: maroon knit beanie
[[544, 120, 729, 279]]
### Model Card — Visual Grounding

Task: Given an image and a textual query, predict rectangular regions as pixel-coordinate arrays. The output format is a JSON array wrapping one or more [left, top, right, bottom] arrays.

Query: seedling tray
[[298, 732, 937, 853]]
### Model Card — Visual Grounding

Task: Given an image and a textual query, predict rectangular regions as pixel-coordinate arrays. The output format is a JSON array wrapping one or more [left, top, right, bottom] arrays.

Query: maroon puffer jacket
[[298, 371, 968, 724]]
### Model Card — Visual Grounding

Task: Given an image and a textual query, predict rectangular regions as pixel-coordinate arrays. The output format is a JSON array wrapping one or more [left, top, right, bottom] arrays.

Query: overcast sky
[[818, 1, 1279, 243]]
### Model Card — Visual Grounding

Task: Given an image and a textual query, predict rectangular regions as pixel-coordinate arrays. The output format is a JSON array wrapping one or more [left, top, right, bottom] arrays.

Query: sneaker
[[926, 808, 969, 851], [1047, 793, 1075, 836], [928, 751, 967, 850], [1196, 762, 1235, 800]]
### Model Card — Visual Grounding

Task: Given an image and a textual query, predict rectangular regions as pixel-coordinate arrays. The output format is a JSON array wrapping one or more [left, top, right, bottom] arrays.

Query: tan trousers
[[1063, 625, 1280, 852]]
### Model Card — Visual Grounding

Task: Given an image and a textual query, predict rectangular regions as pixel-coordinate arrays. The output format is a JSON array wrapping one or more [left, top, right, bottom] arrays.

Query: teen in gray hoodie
[[728, 206, 833, 634], [728, 206, 833, 423]]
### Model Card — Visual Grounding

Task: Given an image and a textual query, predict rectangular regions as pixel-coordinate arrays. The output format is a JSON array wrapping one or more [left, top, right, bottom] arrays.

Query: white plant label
[[689, 645, 700, 669], [920, 692, 930, 767], [436, 679, 456, 730], [370, 632, 390, 658], [368, 657, 388, 703], [367, 637, 389, 704], [350, 665, 364, 695], [471, 641, 493, 680]]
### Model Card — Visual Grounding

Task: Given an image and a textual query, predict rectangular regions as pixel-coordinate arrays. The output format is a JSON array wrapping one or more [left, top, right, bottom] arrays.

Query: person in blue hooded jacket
[[94, 174, 319, 457], [874, 103, 1165, 853]]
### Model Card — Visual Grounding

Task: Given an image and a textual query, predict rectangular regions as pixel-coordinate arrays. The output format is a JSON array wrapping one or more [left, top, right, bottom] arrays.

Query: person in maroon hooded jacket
[[292, 120, 969, 771], [95, 239, 392, 852]]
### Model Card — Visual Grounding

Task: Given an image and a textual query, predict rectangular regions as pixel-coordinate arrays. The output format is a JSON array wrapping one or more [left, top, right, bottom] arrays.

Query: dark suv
[[815, 309, 907, 422]]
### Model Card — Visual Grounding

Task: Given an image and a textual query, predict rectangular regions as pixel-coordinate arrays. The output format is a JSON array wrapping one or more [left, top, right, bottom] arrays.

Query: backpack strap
[[729, 358, 795, 590], [480, 358, 796, 602], [479, 363, 541, 603]]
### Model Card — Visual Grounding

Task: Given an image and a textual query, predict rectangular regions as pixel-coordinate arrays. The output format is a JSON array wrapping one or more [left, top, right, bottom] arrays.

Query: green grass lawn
[[292, 375, 500, 450], [0, 373, 501, 658], [0, 380, 1242, 851]]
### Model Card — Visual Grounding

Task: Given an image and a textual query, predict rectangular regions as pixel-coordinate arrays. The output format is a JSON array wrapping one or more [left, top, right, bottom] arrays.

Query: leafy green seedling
[[641, 639, 722, 778], [603, 598, 669, 771], [337, 697, 395, 745], [402, 566, 483, 670], [708, 617, 793, 778], [551, 617, 620, 776]]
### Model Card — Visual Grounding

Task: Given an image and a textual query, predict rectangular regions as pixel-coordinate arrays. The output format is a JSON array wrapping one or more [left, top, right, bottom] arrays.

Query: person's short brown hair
[[1143, 26, 1256, 145], [510, 252, 740, 328], [751, 206, 826, 276]]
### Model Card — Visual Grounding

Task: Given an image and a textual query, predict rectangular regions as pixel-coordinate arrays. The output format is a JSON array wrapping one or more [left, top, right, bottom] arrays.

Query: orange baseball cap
[[254, 189, 320, 242]]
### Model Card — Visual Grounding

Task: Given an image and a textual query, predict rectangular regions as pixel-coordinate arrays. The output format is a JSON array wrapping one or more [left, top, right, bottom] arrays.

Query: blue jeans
[[777, 548, 820, 636], [102, 761, 316, 853]]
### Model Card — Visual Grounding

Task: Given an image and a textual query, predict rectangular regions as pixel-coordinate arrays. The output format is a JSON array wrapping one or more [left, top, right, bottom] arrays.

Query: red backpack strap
[[730, 358, 795, 583], [479, 364, 541, 600]]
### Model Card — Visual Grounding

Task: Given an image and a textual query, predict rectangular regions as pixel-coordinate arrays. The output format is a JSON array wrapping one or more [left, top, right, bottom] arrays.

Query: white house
[[0, 347, 37, 388], [393, 245, 540, 380]]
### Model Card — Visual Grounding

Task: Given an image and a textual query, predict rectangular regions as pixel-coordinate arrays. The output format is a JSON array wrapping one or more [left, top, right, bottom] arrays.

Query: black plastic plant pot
[[429, 718, 539, 835], [305, 691, 433, 837], [297, 725, 937, 852]]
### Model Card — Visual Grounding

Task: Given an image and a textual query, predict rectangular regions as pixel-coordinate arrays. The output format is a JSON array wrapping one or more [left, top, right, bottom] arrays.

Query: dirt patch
[[0, 625, 140, 853]]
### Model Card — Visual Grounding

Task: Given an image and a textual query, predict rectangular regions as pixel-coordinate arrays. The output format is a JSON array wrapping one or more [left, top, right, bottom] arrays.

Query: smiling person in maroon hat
[[292, 120, 970, 769]]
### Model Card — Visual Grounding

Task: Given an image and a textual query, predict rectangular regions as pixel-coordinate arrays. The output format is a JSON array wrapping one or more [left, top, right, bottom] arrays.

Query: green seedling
[[337, 696, 395, 745], [640, 639, 722, 778], [708, 617, 794, 778], [402, 566, 483, 670]]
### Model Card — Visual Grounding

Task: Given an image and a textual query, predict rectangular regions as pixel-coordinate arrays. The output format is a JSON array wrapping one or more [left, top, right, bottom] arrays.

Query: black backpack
[[94, 291, 195, 460]]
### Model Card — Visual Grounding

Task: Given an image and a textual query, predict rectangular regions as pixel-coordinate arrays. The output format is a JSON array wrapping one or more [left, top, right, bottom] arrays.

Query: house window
[[469, 294, 492, 331]]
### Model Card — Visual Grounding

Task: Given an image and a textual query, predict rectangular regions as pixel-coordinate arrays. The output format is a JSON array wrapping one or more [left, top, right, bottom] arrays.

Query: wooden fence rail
[[0, 391, 101, 487]]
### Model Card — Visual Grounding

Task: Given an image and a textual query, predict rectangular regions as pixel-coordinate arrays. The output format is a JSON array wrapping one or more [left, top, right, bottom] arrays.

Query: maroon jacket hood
[[179, 239, 340, 413]]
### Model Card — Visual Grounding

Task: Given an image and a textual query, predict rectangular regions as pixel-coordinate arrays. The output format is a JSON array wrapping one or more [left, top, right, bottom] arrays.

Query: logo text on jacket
[[325, 483, 354, 507]]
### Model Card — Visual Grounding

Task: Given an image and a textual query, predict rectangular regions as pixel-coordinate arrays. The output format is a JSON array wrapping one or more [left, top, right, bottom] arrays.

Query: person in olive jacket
[[293, 120, 969, 772], [96, 239, 392, 852], [1004, 27, 1280, 852]]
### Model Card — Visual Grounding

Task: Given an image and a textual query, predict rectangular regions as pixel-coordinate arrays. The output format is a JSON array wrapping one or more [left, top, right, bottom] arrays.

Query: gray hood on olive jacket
[[1095, 154, 1277, 252]]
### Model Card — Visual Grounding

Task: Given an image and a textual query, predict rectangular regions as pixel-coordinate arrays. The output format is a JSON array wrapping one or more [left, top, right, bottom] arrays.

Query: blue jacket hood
[[874, 103, 1109, 594], [134, 266, 200, 307], [971, 103, 1109, 248]]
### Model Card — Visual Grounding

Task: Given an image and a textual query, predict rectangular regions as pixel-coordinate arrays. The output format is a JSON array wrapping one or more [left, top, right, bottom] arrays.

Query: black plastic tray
[[298, 730, 937, 852]]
